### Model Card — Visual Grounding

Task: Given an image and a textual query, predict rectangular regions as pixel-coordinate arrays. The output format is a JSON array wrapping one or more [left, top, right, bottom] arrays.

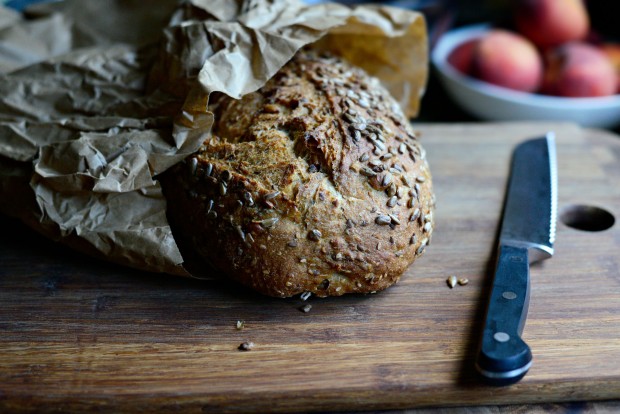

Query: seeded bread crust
[[161, 51, 434, 298]]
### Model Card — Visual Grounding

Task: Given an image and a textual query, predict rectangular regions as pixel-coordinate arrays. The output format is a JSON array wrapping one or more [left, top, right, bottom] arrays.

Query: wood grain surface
[[1, 122, 620, 413]]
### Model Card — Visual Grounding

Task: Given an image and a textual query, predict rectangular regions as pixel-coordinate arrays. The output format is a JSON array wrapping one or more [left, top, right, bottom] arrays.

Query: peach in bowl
[[431, 24, 620, 129]]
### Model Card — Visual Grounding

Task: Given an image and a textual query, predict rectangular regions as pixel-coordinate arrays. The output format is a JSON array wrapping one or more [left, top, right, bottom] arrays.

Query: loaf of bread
[[160, 51, 434, 297]]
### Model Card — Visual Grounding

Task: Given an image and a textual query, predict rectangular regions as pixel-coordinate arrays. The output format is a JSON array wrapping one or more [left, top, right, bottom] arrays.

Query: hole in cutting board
[[560, 205, 615, 232]]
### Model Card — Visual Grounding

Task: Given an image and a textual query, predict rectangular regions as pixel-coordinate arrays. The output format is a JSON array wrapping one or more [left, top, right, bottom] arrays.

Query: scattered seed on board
[[447, 276, 457, 288], [299, 304, 312, 313], [236, 320, 245, 330], [300, 291, 312, 301], [238, 341, 254, 351], [458, 278, 469, 286]]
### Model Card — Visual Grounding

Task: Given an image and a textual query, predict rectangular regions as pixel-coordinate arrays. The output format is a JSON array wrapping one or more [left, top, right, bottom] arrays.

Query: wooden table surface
[[1, 122, 620, 413]]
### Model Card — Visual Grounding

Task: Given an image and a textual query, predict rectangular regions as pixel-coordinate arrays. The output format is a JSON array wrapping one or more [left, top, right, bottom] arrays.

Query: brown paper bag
[[0, 0, 427, 277]]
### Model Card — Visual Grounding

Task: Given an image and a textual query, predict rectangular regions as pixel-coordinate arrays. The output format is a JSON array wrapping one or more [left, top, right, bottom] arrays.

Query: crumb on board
[[238, 341, 254, 351]]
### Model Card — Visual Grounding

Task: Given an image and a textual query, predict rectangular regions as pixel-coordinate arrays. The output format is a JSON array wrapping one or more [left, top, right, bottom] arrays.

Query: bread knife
[[475, 132, 557, 385]]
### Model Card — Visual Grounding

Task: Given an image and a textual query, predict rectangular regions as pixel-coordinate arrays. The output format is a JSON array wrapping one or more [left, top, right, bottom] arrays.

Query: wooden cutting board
[[2, 122, 620, 413]]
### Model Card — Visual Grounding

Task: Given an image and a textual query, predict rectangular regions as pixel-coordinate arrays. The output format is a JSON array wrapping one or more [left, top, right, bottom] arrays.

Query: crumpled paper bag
[[0, 0, 428, 277]]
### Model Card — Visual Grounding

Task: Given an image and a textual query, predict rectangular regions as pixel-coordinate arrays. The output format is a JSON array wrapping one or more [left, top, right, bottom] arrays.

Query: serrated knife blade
[[475, 132, 557, 385]]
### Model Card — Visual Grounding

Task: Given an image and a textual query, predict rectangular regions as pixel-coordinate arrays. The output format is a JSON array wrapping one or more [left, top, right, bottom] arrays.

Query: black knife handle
[[476, 244, 532, 385]]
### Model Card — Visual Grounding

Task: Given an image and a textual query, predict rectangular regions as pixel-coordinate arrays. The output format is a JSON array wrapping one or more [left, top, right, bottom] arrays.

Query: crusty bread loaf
[[161, 51, 434, 297]]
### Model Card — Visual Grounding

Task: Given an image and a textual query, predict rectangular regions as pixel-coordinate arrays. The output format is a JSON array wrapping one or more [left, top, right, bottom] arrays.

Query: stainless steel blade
[[500, 132, 557, 262], [476, 132, 558, 385]]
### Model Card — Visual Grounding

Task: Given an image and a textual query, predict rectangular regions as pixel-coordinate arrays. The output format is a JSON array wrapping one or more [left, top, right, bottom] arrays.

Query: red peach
[[599, 43, 620, 93], [542, 42, 617, 97], [515, 0, 589, 49], [447, 39, 478, 75], [472, 30, 543, 92]]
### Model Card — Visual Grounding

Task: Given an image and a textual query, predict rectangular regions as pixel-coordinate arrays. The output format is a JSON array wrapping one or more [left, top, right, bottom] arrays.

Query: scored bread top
[[162, 50, 434, 297]]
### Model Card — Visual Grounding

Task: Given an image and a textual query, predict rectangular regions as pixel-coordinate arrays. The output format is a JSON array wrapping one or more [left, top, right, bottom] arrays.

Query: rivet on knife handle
[[475, 132, 557, 385]]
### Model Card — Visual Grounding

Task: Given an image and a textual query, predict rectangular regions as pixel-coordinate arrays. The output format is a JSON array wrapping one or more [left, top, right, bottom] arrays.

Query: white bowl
[[431, 24, 620, 129]]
